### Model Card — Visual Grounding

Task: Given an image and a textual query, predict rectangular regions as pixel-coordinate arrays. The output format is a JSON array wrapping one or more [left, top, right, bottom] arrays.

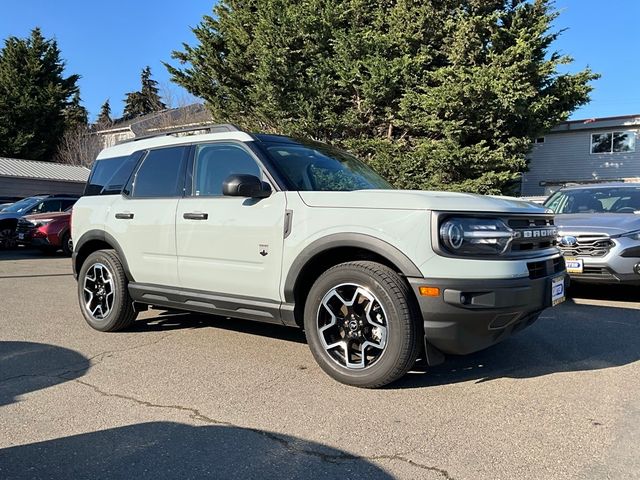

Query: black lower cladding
[[408, 270, 568, 355]]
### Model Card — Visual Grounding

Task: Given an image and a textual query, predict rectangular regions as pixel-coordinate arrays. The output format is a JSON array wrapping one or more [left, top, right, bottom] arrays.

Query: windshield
[[0, 197, 41, 213], [264, 141, 393, 191], [544, 187, 640, 214]]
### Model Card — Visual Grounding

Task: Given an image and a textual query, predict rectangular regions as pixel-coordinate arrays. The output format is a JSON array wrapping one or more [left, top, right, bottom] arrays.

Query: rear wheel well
[[74, 240, 114, 276], [292, 247, 407, 327]]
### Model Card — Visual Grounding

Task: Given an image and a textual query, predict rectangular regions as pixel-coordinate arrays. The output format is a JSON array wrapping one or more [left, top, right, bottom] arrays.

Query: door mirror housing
[[222, 174, 272, 198]]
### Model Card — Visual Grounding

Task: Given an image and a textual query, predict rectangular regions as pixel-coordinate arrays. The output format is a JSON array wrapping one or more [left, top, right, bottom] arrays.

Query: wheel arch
[[73, 230, 133, 281], [284, 233, 422, 326]]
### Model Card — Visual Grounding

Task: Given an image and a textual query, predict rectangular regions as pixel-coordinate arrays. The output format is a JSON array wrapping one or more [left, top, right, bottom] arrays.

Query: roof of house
[[552, 114, 640, 132], [0, 157, 90, 183], [95, 103, 214, 137]]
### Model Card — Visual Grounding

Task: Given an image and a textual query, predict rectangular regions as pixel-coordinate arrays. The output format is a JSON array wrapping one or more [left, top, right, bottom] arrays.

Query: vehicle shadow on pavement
[[0, 341, 90, 406], [0, 421, 393, 480], [394, 298, 640, 389], [131, 309, 307, 344]]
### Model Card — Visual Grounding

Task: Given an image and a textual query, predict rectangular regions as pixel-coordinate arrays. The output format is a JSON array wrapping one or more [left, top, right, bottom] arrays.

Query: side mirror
[[222, 174, 272, 198]]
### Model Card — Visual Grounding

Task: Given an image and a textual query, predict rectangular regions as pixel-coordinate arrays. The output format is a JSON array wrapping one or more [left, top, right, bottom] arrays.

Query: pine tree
[[167, 0, 598, 194], [123, 66, 166, 119], [0, 28, 80, 162], [96, 99, 112, 126], [63, 92, 88, 130]]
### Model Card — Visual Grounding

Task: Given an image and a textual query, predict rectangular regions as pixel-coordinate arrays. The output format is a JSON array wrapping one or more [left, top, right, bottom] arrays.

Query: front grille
[[527, 256, 565, 279], [558, 235, 614, 257], [507, 215, 558, 255], [15, 219, 35, 234]]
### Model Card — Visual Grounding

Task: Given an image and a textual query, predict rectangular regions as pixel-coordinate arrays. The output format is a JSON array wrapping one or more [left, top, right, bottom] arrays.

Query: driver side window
[[193, 143, 262, 197]]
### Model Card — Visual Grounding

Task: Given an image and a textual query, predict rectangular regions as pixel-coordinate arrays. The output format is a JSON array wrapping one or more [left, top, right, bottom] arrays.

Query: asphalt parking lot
[[0, 249, 639, 479]]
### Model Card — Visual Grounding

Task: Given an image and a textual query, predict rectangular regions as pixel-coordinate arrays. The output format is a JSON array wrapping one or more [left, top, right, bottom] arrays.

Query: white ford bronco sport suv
[[72, 125, 567, 387]]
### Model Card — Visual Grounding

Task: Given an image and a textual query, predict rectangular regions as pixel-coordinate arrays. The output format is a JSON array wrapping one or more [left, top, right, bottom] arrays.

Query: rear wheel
[[61, 231, 73, 256], [78, 249, 137, 331], [304, 261, 421, 388]]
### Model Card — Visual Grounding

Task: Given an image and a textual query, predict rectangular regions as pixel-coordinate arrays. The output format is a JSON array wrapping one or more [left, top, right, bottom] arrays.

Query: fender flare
[[283, 233, 422, 303], [73, 230, 134, 281]]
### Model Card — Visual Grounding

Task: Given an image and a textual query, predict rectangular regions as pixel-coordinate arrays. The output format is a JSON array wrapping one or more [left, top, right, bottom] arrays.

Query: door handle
[[115, 212, 134, 219], [183, 212, 209, 220]]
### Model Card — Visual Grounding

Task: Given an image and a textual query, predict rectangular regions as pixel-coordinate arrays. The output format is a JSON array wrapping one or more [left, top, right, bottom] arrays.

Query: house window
[[534, 137, 545, 144], [591, 131, 636, 153]]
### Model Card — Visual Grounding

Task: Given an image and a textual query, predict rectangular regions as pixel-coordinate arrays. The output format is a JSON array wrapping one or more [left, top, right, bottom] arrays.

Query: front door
[[176, 142, 286, 302]]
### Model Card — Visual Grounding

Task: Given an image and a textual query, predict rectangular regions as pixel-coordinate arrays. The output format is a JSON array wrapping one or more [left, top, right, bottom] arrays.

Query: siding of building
[[0, 177, 85, 197], [0, 158, 89, 197], [522, 117, 640, 196]]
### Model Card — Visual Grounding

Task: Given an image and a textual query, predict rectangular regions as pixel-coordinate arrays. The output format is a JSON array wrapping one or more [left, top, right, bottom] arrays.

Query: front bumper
[[408, 268, 568, 356]]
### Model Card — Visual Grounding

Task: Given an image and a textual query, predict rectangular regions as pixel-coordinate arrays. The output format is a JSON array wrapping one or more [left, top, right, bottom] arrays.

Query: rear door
[[107, 146, 189, 287], [176, 142, 286, 301]]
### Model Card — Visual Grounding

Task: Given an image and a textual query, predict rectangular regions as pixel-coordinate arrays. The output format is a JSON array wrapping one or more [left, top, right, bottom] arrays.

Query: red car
[[16, 209, 73, 256]]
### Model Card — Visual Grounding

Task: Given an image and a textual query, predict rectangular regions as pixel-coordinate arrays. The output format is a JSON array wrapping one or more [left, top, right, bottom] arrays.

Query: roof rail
[[124, 123, 243, 143]]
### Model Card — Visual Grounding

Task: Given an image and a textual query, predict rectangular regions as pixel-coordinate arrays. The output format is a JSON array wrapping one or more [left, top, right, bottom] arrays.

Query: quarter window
[[591, 131, 636, 153], [193, 144, 262, 196], [132, 147, 189, 198]]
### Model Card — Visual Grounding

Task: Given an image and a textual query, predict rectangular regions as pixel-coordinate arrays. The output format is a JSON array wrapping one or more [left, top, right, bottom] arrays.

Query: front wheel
[[0, 226, 16, 249], [304, 261, 421, 388], [77, 249, 137, 331]]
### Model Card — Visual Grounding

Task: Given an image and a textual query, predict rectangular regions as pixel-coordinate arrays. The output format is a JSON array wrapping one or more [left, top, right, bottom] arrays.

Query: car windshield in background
[[0, 197, 40, 213], [544, 187, 640, 214], [264, 141, 393, 191]]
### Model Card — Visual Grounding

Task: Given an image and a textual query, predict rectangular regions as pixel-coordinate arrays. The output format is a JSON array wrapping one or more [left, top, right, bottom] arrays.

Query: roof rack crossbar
[[125, 124, 243, 143]]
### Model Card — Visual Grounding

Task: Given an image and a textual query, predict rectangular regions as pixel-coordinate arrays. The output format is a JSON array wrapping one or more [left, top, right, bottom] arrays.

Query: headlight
[[34, 219, 53, 227], [439, 217, 514, 255], [623, 229, 640, 240]]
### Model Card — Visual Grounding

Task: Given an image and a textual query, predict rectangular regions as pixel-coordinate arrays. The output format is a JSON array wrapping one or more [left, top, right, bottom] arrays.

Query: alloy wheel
[[316, 283, 388, 370], [0, 227, 17, 249], [82, 262, 115, 320]]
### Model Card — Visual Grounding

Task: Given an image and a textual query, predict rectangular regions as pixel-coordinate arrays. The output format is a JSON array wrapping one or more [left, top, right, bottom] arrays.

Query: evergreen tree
[[167, 0, 597, 194], [63, 92, 88, 130], [0, 28, 80, 162], [123, 66, 166, 119], [96, 99, 112, 126]]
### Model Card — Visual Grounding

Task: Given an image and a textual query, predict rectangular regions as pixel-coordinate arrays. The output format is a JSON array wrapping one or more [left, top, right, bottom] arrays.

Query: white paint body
[[72, 135, 561, 304]]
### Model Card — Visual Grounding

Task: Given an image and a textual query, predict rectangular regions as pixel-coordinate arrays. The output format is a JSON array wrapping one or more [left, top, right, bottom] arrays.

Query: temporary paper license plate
[[565, 257, 583, 274], [17, 233, 24, 240], [551, 276, 566, 306]]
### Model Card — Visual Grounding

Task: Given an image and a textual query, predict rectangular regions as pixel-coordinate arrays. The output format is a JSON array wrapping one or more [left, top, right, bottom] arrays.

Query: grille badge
[[559, 235, 578, 247]]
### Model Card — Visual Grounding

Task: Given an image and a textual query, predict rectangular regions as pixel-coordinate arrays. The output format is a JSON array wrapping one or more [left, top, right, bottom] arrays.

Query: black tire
[[304, 261, 421, 388], [61, 231, 73, 257], [77, 249, 137, 332], [0, 225, 16, 249]]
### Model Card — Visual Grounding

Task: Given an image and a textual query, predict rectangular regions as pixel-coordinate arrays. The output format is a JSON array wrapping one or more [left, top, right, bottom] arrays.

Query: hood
[[555, 213, 640, 237], [22, 211, 70, 222], [297, 190, 549, 214]]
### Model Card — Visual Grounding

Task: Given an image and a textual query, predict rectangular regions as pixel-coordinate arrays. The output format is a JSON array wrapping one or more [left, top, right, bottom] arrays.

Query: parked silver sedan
[[544, 184, 640, 285]]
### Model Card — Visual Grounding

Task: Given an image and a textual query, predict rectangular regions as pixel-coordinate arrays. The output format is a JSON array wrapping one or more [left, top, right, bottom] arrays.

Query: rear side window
[[132, 146, 189, 198], [85, 155, 140, 196]]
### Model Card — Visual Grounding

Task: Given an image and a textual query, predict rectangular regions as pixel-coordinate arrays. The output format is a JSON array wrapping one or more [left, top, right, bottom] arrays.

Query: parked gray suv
[[544, 184, 640, 284]]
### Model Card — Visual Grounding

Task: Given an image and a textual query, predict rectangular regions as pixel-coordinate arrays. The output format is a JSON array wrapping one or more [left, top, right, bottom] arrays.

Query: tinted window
[[60, 199, 77, 210], [133, 146, 189, 198], [29, 200, 61, 214], [193, 144, 261, 196], [85, 156, 131, 196]]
